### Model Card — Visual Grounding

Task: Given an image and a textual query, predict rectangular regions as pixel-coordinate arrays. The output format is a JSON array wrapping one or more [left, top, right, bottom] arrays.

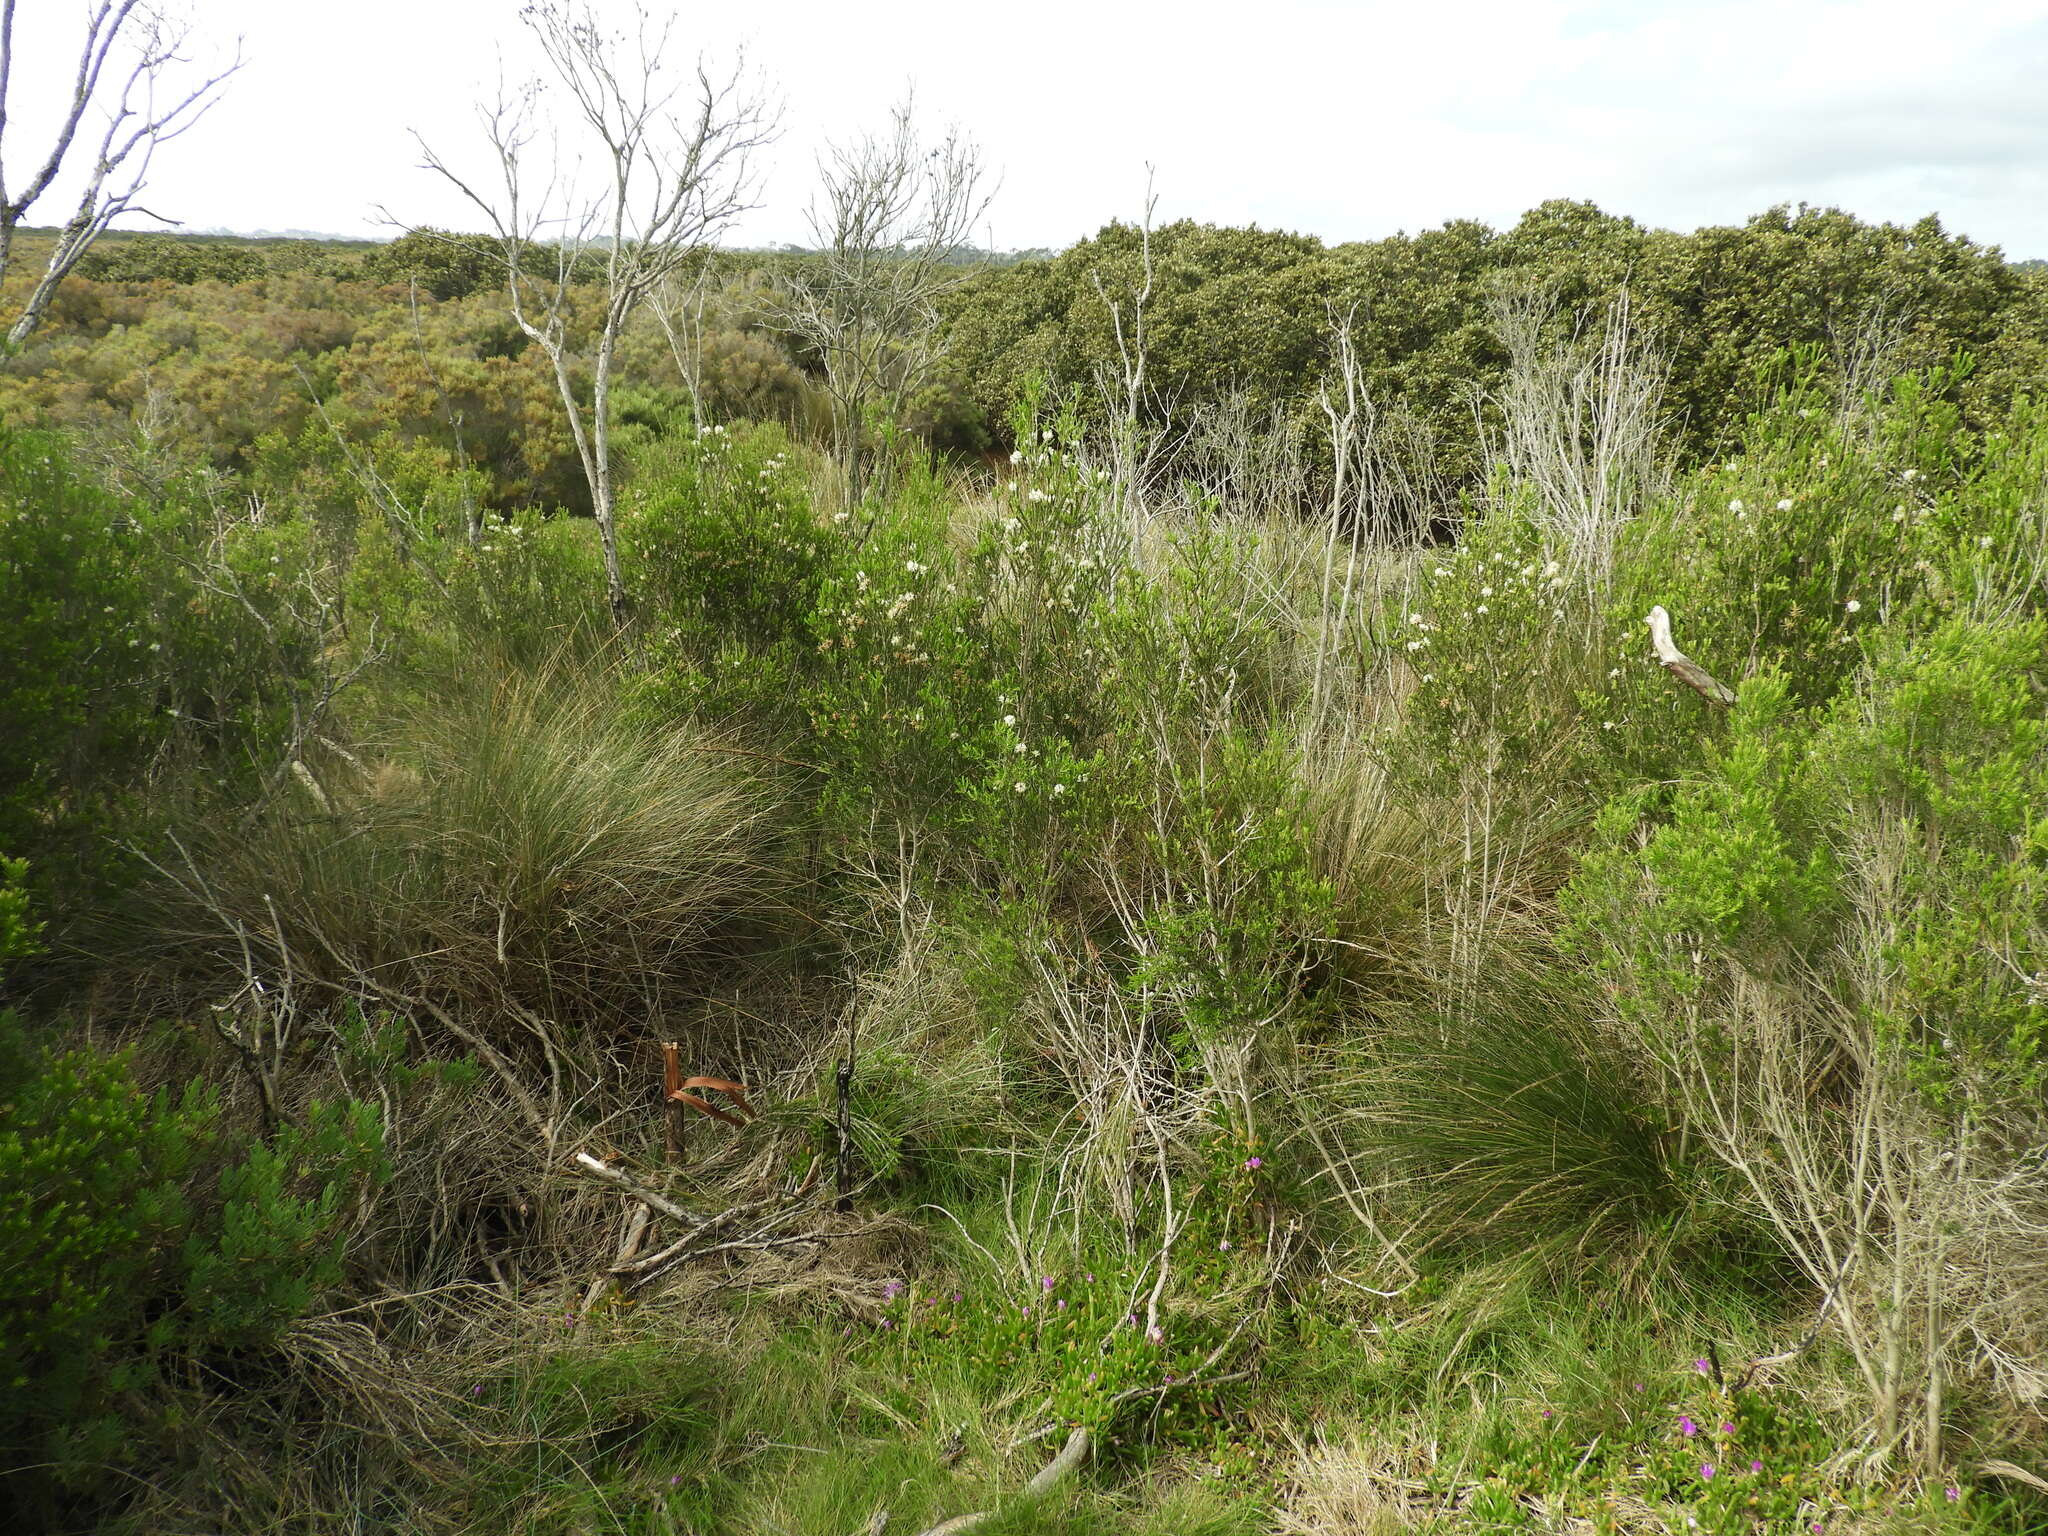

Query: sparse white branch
[[0, 0, 241, 344], [773, 92, 993, 506], [410, 1, 775, 627]]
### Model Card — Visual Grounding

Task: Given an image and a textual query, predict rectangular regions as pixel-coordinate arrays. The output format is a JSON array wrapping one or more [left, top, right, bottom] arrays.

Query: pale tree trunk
[[0, 1, 239, 346]]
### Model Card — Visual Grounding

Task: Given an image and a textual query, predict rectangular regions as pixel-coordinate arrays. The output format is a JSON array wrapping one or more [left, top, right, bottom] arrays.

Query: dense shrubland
[[3, 208, 2047, 1536]]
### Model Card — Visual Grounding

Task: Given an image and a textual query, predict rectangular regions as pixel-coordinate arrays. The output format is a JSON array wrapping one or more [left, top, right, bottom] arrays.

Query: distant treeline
[[9, 201, 2045, 511]]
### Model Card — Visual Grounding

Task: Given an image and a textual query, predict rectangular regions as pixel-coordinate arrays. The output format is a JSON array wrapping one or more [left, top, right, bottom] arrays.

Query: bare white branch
[[0, 1, 242, 344], [410, 1, 776, 627], [773, 93, 994, 506]]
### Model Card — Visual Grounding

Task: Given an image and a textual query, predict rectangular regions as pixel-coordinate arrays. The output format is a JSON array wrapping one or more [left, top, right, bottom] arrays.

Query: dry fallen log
[[1646, 605, 1737, 707], [571, 1151, 699, 1224]]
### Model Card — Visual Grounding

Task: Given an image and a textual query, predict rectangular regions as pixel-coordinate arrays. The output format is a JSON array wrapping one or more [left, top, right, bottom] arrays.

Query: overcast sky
[[10, 0, 2048, 256]]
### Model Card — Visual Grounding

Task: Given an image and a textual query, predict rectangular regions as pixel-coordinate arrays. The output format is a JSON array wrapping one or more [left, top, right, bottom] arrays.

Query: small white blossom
[[1475, 604, 1489, 615], [1845, 599, 1862, 613], [1014, 781, 1027, 793], [1776, 499, 1794, 512], [1980, 536, 1995, 549], [1728, 499, 1745, 514]]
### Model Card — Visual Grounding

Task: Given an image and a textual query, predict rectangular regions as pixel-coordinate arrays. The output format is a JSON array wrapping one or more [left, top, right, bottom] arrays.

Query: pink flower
[[1041, 1276, 1056, 1291], [1720, 1422, 1736, 1436], [1946, 1487, 1960, 1502], [1749, 1460, 1763, 1474], [1694, 1358, 1712, 1375], [1679, 1416, 1699, 1437], [1701, 1463, 1716, 1481], [1243, 1156, 1262, 1170], [1146, 1323, 1165, 1345]]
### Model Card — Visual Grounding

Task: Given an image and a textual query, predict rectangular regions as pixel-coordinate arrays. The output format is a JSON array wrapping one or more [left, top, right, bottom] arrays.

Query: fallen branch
[[1646, 605, 1737, 707], [580, 1204, 651, 1315], [570, 1152, 699, 1225], [910, 1427, 1092, 1536]]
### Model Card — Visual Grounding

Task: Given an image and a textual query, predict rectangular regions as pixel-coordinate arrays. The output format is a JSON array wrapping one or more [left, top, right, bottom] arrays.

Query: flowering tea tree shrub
[[1567, 620, 2048, 1474]]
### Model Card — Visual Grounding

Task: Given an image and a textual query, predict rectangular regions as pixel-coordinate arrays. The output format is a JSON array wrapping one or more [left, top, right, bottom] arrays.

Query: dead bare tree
[[413, 1, 774, 628], [1091, 168, 1162, 543], [1482, 281, 1670, 596], [0, 0, 240, 346], [773, 94, 993, 508], [650, 254, 714, 425]]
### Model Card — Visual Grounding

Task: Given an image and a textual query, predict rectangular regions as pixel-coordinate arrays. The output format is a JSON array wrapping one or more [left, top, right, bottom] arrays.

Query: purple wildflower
[[1041, 1275, 1055, 1291], [1749, 1460, 1763, 1474], [1701, 1463, 1716, 1481], [1720, 1422, 1736, 1436], [1244, 1157, 1262, 1170], [1946, 1487, 1960, 1503], [1694, 1358, 1712, 1375], [1679, 1416, 1699, 1437]]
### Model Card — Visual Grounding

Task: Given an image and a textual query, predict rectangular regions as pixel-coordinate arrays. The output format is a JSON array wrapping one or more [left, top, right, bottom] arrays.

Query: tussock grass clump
[[1302, 966, 1752, 1295], [145, 656, 803, 1065]]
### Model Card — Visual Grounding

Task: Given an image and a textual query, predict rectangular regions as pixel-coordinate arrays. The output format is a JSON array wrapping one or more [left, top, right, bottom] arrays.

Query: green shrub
[[0, 1014, 383, 1519], [626, 419, 832, 727], [1566, 619, 2048, 1470]]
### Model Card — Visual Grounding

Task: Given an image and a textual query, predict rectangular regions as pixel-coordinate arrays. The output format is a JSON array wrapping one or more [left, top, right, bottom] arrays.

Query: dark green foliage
[[0, 428, 170, 868], [0, 1013, 384, 1519], [359, 228, 501, 300], [72, 234, 269, 286], [939, 202, 2048, 494]]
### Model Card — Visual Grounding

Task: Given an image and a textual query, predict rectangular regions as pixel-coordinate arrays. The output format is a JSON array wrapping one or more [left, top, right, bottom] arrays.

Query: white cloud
[[5, 0, 2044, 256]]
